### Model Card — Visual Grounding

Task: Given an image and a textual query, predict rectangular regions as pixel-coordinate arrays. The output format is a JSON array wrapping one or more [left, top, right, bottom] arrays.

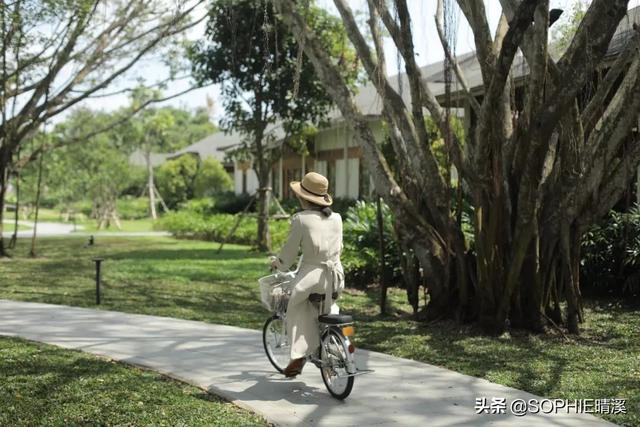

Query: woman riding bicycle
[[270, 172, 345, 378]]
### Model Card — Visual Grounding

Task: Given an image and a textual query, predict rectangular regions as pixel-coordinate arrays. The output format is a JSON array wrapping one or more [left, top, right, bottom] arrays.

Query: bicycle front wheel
[[263, 315, 290, 373], [320, 329, 354, 400]]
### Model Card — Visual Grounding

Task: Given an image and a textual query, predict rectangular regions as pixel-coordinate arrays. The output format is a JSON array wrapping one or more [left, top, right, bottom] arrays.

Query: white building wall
[[247, 169, 259, 194], [234, 167, 243, 195], [230, 119, 387, 198], [336, 158, 360, 198], [234, 166, 259, 195], [313, 120, 384, 199], [315, 160, 328, 177]]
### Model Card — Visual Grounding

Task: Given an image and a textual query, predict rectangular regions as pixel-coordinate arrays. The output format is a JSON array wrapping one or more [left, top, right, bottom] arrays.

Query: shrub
[[342, 200, 402, 288], [156, 155, 199, 209], [69, 200, 94, 217], [121, 165, 147, 197], [156, 211, 289, 248], [277, 198, 300, 215], [182, 198, 218, 216], [581, 205, 640, 297], [116, 197, 149, 220], [213, 191, 255, 214], [160, 198, 406, 288], [193, 158, 233, 197], [331, 197, 358, 216], [179, 193, 262, 215]]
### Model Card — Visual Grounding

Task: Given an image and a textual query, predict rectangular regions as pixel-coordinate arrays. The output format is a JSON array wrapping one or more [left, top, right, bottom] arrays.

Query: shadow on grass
[[0, 337, 122, 425], [344, 285, 638, 406]]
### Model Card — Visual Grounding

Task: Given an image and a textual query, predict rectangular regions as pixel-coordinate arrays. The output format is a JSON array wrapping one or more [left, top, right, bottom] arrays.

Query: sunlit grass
[[0, 336, 265, 426], [0, 236, 638, 426]]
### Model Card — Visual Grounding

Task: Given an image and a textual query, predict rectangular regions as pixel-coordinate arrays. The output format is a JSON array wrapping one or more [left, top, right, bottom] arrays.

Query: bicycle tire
[[263, 315, 289, 373], [320, 328, 354, 400]]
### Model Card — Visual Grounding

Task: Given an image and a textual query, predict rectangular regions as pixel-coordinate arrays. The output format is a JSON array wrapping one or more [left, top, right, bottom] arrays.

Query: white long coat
[[275, 209, 345, 359]]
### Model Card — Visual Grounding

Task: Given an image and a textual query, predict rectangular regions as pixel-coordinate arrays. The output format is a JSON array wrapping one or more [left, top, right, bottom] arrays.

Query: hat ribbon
[[300, 182, 327, 197]]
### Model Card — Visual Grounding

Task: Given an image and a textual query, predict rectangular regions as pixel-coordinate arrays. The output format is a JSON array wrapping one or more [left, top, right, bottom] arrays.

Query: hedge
[[155, 211, 289, 248]]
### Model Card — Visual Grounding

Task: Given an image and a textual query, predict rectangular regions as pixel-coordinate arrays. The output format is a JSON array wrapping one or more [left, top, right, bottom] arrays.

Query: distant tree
[[47, 109, 135, 229], [163, 107, 218, 150], [125, 88, 217, 219], [156, 155, 200, 209], [0, 0, 207, 256], [128, 89, 177, 219], [551, 0, 589, 52], [189, 0, 358, 251]]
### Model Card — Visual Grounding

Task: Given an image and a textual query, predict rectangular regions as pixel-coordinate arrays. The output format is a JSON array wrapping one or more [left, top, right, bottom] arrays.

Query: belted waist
[[301, 259, 342, 311], [301, 259, 342, 269]]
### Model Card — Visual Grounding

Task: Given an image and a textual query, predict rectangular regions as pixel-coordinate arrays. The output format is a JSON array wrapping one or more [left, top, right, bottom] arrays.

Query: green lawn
[[0, 336, 265, 426], [2, 224, 31, 232], [0, 236, 638, 426], [25, 208, 60, 222]]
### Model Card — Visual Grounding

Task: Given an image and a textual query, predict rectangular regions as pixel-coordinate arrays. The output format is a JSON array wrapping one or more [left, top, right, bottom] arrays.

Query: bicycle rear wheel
[[320, 329, 354, 400], [263, 315, 290, 373]]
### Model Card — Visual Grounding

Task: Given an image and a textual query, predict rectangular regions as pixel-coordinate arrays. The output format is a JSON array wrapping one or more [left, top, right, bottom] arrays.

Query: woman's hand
[[269, 256, 279, 271]]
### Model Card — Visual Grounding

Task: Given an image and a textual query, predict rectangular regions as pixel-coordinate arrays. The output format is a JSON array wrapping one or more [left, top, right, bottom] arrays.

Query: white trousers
[[286, 265, 329, 359]]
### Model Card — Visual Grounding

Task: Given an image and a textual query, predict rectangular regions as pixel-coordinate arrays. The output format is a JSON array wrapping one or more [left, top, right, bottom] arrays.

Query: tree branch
[[540, 0, 630, 128], [273, 0, 447, 249], [581, 28, 640, 136], [456, 0, 496, 84], [373, 0, 471, 182], [332, 0, 451, 211], [15, 9, 207, 144], [435, 0, 481, 115], [484, 0, 538, 114]]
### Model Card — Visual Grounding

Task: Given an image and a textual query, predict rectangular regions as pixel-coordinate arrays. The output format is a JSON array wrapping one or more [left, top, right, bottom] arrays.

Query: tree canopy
[[0, 0, 208, 254], [189, 0, 359, 251]]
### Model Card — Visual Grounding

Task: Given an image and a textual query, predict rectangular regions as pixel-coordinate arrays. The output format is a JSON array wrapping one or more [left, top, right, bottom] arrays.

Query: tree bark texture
[[270, 0, 638, 334], [254, 121, 272, 253], [146, 146, 158, 220], [0, 0, 205, 256]]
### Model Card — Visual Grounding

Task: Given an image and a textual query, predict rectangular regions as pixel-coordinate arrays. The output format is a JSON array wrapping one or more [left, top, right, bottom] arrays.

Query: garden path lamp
[[92, 258, 104, 305]]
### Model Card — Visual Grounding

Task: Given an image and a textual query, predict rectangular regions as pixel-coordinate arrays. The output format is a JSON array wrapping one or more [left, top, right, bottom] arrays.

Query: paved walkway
[[1, 220, 169, 238], [2, 220, 80, 237], [0, 300, 613, 426]]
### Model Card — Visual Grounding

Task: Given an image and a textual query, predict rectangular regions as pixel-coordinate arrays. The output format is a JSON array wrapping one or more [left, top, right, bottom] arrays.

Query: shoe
[[283, 358, 305, 378]]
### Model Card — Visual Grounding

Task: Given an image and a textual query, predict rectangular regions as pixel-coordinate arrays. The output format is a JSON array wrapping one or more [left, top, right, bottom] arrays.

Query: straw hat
[[290, 172, 333, 207]]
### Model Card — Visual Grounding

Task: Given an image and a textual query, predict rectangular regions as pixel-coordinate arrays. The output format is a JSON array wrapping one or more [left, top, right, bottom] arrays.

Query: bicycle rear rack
[[308, 356, 375, 378], [339, 368, 374, 378]]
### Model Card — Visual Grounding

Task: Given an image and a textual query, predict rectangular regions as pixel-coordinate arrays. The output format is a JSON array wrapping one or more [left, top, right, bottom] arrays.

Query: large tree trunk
[[276, 0, 637, 335], [254, 124, 271, 253], [0, 150, 10, 257], [146, 146, 157, 220], [0, 183, 7, 257], [9, 160, 21, 249], [29, 152, 45, 258], [256, 175, 271, 252]]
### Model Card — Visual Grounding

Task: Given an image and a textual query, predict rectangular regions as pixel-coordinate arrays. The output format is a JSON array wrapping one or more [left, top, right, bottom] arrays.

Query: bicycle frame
[[265, 256, 372, 380]]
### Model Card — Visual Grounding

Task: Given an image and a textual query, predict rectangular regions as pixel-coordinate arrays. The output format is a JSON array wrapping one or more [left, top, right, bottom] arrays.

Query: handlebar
[[268, 255, 304, 274]]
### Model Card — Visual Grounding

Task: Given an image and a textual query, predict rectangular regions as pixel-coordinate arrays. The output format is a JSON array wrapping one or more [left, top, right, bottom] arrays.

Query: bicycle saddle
[[318, 314, 353, 324]]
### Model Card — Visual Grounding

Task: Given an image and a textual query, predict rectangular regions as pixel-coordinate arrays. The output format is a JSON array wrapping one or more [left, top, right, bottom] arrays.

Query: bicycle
[[259, 262, 371, 400]]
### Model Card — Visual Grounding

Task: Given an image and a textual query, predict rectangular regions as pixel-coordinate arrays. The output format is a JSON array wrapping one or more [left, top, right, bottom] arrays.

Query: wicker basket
[[258, 272, 295, 312]]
